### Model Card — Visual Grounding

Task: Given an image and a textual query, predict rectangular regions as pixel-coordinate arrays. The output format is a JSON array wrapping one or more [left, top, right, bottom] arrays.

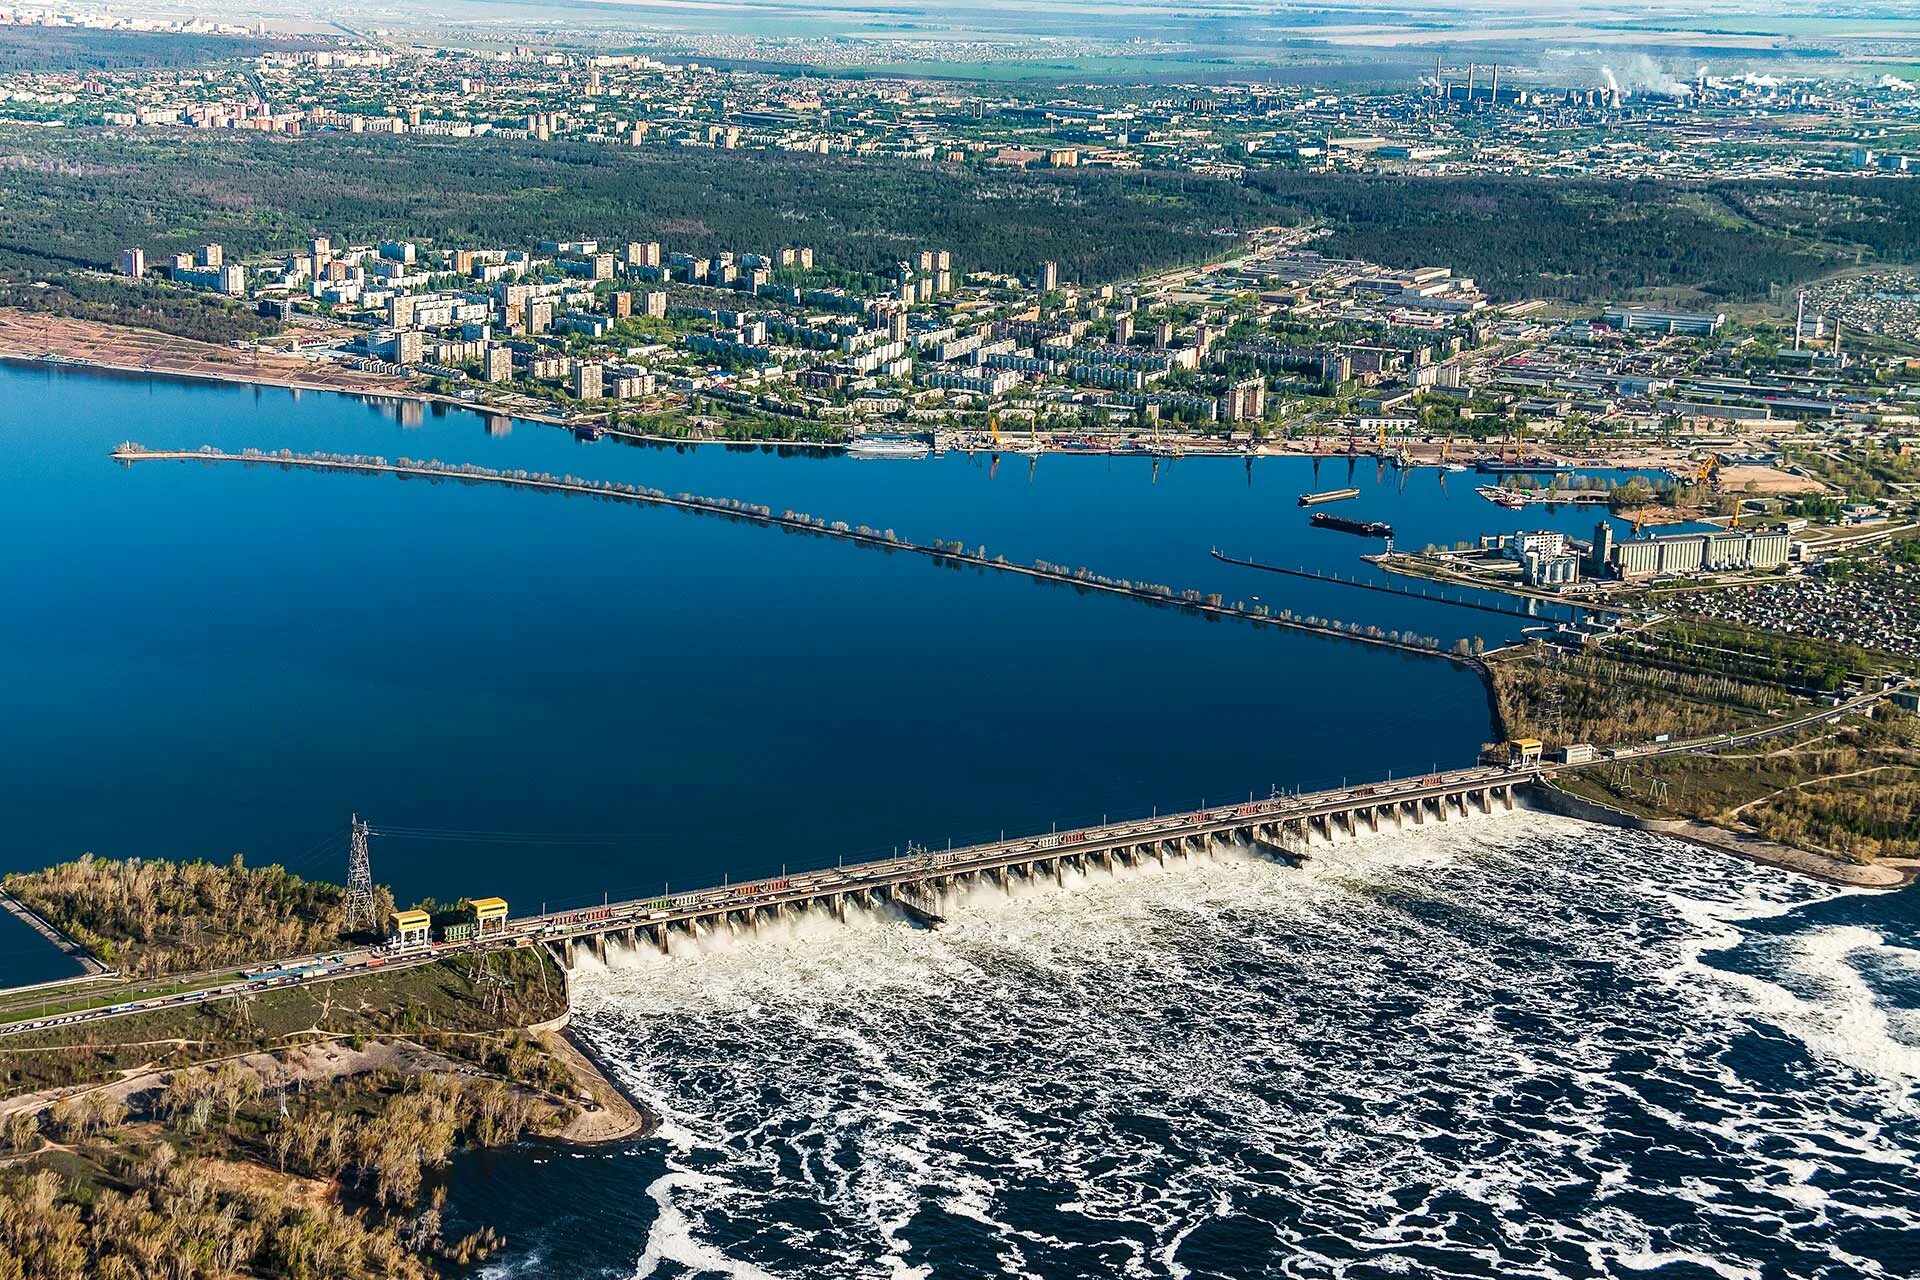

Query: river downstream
[[453, 812, 1920, 1279]]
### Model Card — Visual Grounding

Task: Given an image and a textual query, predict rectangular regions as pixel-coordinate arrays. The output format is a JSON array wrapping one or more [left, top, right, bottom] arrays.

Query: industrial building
[[1609, 528, 1791, 580], [388, 907, 431, 949], [1602, 306, 1725, 338], [472, 897, 510, 938]]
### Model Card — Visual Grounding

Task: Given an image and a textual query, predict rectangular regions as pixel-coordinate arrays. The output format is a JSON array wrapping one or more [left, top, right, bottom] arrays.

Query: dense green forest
[[0, 128, 1913, 305], [0, 28, 282, 72], [1246, 172, 1920, 301], [0, 129, 1271, 284]]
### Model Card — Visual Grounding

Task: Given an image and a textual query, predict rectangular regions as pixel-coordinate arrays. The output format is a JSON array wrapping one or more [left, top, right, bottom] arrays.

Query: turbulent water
[[518, 813, 1920, 1279]]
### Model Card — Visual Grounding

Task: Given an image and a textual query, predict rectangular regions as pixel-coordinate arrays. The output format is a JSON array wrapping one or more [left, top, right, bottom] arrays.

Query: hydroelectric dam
[[0, 765, 1541, 1039], [531, 764, 1539, 968]]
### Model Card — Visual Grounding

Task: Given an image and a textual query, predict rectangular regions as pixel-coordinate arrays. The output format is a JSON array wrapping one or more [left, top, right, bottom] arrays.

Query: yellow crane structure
[[988, 413, 1001, 449], [1693, 453, 1721, 487]]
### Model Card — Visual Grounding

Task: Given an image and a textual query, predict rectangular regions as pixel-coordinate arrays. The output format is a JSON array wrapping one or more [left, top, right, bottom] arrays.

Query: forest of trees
[[0, 1061, 555, 1278], [1245, 172, 1920, 301], [0, 271, 279, 344], [0, 28, 280, 73], [1, 854, 369, 977], [1489, 642, 1779, 749], [0, 129, 1273, 286], [2, 127, 1911, 304]]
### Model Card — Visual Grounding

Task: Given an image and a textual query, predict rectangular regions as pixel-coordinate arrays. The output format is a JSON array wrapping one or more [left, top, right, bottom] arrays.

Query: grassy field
[[1557, 709, 1919, 863], [0, 950, 566, 1095]]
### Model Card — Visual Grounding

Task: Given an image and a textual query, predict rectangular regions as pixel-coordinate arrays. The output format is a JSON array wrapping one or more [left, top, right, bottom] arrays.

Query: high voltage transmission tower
[[344, 814, 375, 932]]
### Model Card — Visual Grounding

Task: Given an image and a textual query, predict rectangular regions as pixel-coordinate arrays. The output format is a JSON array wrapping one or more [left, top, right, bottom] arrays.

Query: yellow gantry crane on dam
[[988, 412, 1001, 450]]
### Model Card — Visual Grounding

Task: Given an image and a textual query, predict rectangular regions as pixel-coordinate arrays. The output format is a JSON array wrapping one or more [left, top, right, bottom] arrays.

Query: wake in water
[[563, 811, 1920, 1280]]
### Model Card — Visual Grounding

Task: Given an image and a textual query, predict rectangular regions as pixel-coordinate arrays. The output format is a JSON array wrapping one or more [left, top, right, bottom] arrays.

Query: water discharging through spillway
[[523, 809, 1920, 1280], [582, 822, 1338, 969]]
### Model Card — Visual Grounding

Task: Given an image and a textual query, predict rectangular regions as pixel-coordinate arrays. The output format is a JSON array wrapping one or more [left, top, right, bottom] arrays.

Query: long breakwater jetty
[[114, 445, 1475, 664], [1212, 549, 1550, 621]]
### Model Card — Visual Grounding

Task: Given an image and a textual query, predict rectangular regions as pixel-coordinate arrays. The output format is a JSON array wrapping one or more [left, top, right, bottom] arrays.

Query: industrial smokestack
[[1466, 64, 1475, 101], [1490, 64, 1499, 104], [1794, 291, 1804, 350]]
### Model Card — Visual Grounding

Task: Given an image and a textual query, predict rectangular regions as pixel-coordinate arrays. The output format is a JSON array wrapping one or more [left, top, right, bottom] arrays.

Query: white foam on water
[[632, 1171, 784, 1280], [559, 810, 1920, 1279]]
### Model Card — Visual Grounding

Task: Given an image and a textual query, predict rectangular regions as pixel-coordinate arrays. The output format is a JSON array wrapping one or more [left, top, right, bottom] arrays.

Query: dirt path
[[1729, 763, 1916, 817]]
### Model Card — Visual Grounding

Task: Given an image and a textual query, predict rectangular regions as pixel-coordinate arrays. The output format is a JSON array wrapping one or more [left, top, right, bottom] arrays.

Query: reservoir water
[[4, 365, 1916, 1280], [0, 362, 1627, 930]]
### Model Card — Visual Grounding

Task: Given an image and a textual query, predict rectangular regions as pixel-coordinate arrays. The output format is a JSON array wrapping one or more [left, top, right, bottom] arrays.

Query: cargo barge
[[1298, 487, 1361, 507], [1310, 511, 1393, 538]]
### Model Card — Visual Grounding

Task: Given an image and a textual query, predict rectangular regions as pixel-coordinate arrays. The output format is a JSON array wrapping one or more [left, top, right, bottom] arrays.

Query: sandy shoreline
[[543, 1016, 653, 1145]]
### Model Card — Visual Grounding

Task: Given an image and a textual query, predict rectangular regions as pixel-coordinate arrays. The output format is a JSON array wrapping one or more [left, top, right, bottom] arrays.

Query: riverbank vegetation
[[0, 1044, 570, 1277], [1, 854, 376, 979], [0, 949, 585, 1277]]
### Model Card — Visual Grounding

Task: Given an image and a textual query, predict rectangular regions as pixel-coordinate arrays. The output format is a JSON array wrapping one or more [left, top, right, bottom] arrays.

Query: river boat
[[847, 434, 931, 459], [1310, 512, 1393, 538], [1298, 487, 1362, 507]]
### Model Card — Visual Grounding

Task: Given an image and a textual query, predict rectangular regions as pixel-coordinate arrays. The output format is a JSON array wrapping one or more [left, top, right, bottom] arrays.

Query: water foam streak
[[568, 812, 1920, 1279]]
